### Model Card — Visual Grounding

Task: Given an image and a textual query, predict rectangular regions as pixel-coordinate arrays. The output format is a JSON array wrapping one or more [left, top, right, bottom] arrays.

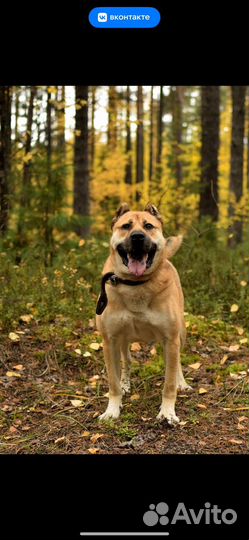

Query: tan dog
[[96, 203, 190, 425]]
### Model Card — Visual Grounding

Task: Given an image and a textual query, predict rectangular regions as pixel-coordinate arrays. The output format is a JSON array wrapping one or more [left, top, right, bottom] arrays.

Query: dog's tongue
[[127, 255, 147, 277]]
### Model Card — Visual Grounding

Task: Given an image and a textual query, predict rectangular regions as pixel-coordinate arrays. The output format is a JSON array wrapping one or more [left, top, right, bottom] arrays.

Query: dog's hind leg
[[120, 342, 131, 394], [177, 361, 192, 391], [99, 338, 122, 421]]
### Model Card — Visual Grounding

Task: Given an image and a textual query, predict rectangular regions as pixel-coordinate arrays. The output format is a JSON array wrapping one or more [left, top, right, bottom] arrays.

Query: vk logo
[[97, 12, 108, 23]]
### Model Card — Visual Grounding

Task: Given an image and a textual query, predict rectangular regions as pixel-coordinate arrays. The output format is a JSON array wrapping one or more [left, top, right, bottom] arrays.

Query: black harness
[[96, 272, 147, 315]]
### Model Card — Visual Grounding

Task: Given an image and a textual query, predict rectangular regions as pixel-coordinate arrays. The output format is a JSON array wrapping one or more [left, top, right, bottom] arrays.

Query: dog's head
[[110, 203, 180, 277]]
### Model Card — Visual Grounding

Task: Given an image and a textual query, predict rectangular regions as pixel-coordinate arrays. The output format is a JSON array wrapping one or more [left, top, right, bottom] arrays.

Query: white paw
[[121, 379, 131, 394], [177, 382, 193, 391], [157, 406, 180, 425], [98, 397, 121, 421]]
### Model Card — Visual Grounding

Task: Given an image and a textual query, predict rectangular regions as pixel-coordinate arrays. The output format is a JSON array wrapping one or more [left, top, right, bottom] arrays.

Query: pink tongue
[[127, 255, 147, 277]]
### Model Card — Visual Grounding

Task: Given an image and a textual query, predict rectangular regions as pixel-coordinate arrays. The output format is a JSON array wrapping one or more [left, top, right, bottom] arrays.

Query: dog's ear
[[111, 203, 130, 229], [165, 235, 183, 258], [144, 203, 163, 226]]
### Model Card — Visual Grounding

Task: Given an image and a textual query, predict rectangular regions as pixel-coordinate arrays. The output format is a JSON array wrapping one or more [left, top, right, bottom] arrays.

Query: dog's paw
[[156, 407, 180, 426], [121, 379, 131, 394], [98, 400, 121, 421], [177, 382, 193, 392]]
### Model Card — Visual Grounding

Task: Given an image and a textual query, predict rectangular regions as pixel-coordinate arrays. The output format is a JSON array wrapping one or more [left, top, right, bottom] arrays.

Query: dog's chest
[[122, 289, 151, 313]]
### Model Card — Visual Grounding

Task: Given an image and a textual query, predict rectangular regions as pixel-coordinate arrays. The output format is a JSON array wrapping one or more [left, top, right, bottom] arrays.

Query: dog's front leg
[[99, 338, 122, 421], [157, 335, 180, 425], [120, 341, 131, 394]]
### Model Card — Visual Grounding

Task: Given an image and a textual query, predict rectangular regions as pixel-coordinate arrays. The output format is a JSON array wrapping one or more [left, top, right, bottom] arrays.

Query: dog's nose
[[131, 231, 145, 242]]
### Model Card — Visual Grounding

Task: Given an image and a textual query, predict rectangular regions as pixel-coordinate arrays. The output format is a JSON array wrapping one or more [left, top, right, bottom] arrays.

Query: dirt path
[[0, 317, 248, 454]]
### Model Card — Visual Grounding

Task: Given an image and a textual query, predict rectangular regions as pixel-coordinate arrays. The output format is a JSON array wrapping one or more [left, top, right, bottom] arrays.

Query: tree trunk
[[228, 86, 246, 245], [22, 86, 36, 207], [57, 85, 66, 158], [199, 86, 220, 221], [15, 87, 20, 142], [124, 85, 132, 185], [0, 86, 11, 235], [149, 86, 154, 183], [73, 86, 90, 237], [44, 87, 54, 265], [90, 86, 96, 171], [136, 86, 144, 197], [156, 86, 164, 179], [172, 86, 184, 186], [107, 86, 117, 150]]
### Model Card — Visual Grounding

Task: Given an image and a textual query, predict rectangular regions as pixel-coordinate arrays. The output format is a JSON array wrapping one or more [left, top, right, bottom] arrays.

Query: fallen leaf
[[179, 421, 188, 426], [238, 416, 248, 422], [74, 349, 82, 355], [189, 362, 201, 370], [70, 399, 84, 407], [8, 332, 20, 342], [240, 280, 247, 287], [150, 346, 157, 356], [239, 338, 248, 345], [89, 342, 100, 351], [236, 327, 244, 336], [223, 407, 249, 411], [237, 423, 247, 431], [55, 436, 66, 444], [6, 371, 21, 378], [230, 373, 241, 380], [78, 239, 85, 247], [228, 344, 240, 352], [229, 438, 243, 445], [185, 321, 190, 328], [131, 342, 141, 352], [83, 351, 91, 357], [198, 387, 208, 395], [92, 411, 100, 418], [81, 431, 91, 438], [220, 354, 228, 365], [88, 447, 100, 454], [19, 314, 33, 323], [230, 304, 239, 313], [130, 393, 140, 401], [197, 404, 207, 409], [141, 416, 152, 421], [90, 433, 105, 443], [21, 426, 31, 431], [9, 426, 18, 433], [13, 364, 25, 371]]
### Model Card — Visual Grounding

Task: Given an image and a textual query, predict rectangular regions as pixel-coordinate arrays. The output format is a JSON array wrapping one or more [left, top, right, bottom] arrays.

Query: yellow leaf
[[6, 371, 21, 378], [81, 431, 91, 438], [150, 346, 157, 356], [229, 439, 243, 445], [185, 321, 190, 328], [131, 342, 141, 352], [74, 349, 82, 355], [19, 314, 33, 323], [230, 304, 239, 313], [89, 342, 100, 351], [228, 344, 240, 352], [90, 433, 105, 443], [78, 239, 85, 247], [240, 281, 247, 287], [70, 399, 84, 407], [13, 364, 24, 371], [238, 416, 248, 422], [220, 354, 228, 365], [179, 421, 188, 426], [236, 327, 244, 335], [189, 362, 201, 370], [8, 332, 20, 342], [83, 351, 91, 357], [55, 436, 66, 444], [239, 338, 248, 344], [198, 387, 208, 395], [197, 404, 207, 409], [88, 447, 100, 454], [130, 393, 140, 401]]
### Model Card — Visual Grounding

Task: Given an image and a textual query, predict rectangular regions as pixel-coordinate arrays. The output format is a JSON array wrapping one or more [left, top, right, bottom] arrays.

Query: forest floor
[[0, 235, 248, 454], [0, 313, 248, 455]]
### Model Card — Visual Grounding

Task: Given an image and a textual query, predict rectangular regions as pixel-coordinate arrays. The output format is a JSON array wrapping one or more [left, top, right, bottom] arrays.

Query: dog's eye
[[144, 223, 154, 230], [121, 223, 132, 230]]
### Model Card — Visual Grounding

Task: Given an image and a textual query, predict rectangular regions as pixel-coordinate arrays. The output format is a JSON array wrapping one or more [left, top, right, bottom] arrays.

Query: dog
[[96, 203, 190, 425]]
